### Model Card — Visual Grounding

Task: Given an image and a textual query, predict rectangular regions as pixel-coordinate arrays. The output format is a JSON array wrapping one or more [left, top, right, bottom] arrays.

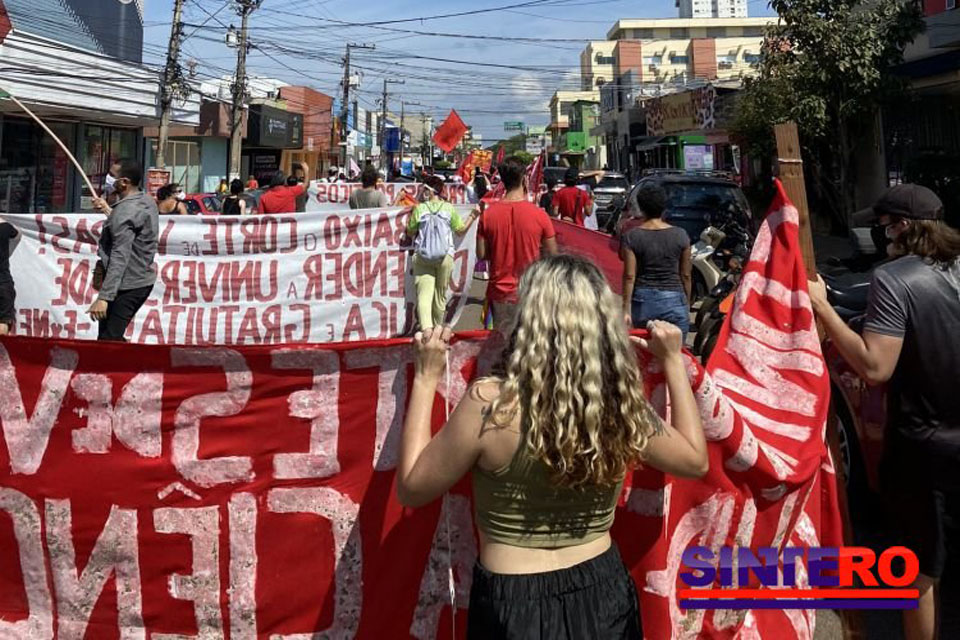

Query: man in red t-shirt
[[551, 166, 591, 226], [259, 162, 310, 214], [478, 157, 558, 331]]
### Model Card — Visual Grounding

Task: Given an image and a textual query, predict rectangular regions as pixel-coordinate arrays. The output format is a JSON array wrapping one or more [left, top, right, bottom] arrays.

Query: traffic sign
[[503, 121, 524, 132]]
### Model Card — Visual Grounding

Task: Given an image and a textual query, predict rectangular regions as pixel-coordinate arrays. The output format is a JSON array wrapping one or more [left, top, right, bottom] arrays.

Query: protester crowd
[[1, 150, 959, 640]]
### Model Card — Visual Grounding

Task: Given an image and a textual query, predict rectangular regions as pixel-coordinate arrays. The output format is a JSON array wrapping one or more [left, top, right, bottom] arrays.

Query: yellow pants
[[413, 254, 454, 330]]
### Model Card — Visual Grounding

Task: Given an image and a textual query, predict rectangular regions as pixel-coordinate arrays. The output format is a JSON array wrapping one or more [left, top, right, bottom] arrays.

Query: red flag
[[525, 150, 544, 200], [457, 151, 474, 184], [432, 109, 468, 153], [495, 144, 505, 167]]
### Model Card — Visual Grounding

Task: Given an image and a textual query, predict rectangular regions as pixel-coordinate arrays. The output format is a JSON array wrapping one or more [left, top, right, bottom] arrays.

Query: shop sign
[[146, 168, 171, 199], [646, 85, 717, 136], [248, 105, 304, 149]]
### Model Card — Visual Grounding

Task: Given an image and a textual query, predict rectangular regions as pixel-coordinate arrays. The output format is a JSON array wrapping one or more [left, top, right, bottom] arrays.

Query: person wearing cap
[[551, 167, 591, 226], [809, 184, 960, 640], [325, 166, 340, 183]]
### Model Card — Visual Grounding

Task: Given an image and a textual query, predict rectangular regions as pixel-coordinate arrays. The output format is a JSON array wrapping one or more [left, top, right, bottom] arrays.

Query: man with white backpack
[[406, 175, 480, 330]]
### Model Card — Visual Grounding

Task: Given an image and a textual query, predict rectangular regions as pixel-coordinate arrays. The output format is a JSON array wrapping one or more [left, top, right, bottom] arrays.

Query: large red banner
[[0, 182, 840, 638]]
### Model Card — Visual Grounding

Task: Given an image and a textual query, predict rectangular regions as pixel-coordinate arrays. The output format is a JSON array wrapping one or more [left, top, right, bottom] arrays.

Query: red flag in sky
[[432, 110, 468, 153]]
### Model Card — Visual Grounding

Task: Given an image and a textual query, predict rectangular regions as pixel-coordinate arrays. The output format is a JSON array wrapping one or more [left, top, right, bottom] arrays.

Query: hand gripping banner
[[0, 182, 841, 638]]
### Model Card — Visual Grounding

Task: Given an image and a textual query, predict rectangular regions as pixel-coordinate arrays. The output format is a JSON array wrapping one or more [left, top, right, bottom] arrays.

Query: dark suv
[[617, 171, 751, 242]]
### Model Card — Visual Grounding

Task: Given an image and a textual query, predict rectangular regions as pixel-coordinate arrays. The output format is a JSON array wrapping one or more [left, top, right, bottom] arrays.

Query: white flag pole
[[0, 87, 100, 199]]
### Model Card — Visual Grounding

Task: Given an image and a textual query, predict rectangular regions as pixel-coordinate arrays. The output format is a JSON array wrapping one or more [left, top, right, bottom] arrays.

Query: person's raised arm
[[809, 275, 903, 385], [634, 321, 708, 478], [397, 328, 485, 507]]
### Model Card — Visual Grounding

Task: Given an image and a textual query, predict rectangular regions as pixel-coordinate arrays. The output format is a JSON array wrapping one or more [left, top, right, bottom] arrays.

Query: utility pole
[[420, 112, 430, 168], [399, 99, 421, 168], [379, 78, 404, 173], [339, 43, 375, 171], [156, 0, 187, 169], [227, 0, 260, 181]]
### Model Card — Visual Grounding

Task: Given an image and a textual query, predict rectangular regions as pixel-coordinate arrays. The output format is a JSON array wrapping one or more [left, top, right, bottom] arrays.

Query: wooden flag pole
[[774, 122, 863, 640], [0, 87, 100, 200]]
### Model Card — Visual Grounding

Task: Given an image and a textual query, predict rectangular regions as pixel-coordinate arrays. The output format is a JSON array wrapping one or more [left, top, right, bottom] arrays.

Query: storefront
[[242, 104, 303, 184], [0, 116, 141, 213], [0, 20, 199, 212]]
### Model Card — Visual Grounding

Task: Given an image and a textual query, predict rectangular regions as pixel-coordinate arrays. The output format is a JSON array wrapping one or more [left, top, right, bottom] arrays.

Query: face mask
[[104, 173, 116, 187], [175, 192, 186, 201]]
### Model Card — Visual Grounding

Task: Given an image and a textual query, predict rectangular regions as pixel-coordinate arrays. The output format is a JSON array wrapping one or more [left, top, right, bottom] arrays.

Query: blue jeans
[[631, 287, 689, 340]]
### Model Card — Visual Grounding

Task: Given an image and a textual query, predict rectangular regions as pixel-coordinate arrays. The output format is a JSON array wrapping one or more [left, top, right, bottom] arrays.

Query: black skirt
[[467, 543, 643, 639]]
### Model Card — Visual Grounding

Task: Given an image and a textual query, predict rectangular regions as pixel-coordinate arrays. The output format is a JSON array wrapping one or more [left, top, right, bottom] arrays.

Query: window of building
[[670, 55, 690, 64], [643, 55, 663, 65], [670, 28, 689, 38], [0, 117, 77, 213], [147, 139, 201, 194], [596, 55, 616, 65], [743, 26, 766, 37], [744, 52, 761, 64], [707, 27, 727, 38], [632, 28, 654, 39]]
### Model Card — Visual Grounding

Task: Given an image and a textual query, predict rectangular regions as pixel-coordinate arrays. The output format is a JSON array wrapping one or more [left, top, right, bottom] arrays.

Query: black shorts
[[884, 484, 956, 579], [0, 280, 14, 326], [467, 543, 642, 639]]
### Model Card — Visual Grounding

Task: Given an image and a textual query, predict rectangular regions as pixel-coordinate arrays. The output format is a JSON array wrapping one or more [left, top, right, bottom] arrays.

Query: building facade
[[580, 41, 618, 90], [0, 0, 198, 213], [678, 0, 748, 19], [582, 17, 774, 176]]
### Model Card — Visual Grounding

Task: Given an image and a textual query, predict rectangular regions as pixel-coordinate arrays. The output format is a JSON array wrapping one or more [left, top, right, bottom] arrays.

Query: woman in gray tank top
[[620, 183, 692, 339]]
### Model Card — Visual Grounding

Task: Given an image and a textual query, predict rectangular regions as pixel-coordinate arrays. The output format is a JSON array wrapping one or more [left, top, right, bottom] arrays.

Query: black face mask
[[871, 224, 891, 256]]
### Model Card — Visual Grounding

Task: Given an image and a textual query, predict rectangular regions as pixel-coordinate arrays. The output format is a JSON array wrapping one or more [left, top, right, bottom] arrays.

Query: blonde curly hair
[[486, 254, 662, 488]]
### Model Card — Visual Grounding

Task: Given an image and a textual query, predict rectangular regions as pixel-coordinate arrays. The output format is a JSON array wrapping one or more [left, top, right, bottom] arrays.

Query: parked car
[[592, 172, 630, 228], [614, 170, 752, 245], [182, 193, 222, 215]]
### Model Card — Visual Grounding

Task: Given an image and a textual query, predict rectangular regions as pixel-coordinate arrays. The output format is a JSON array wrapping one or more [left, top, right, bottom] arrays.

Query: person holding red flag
[[809, 184, 960, 640]]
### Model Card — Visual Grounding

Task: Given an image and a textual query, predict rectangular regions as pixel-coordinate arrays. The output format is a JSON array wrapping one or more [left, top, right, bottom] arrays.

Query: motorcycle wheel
[[701, 329, 720, 364], [693, 314, 719, 356], [694, 295, 718, 331], [691, 271, 708, 305]]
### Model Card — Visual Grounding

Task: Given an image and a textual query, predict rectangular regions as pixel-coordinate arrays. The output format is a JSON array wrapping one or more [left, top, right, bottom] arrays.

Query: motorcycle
[[691, 204, 753, 309]]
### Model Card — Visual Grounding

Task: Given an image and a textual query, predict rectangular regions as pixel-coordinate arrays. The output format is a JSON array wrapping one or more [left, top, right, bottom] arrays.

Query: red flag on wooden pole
[[432, 110, 468, 153]]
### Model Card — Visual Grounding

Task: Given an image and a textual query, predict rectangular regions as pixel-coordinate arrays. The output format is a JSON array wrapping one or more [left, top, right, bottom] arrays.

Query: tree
[[732, 0, 924, 224], [511, 151, 535, 166]]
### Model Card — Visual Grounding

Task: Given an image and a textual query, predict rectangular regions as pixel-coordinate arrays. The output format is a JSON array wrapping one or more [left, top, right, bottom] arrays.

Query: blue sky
[[143, 0, 774, 141]]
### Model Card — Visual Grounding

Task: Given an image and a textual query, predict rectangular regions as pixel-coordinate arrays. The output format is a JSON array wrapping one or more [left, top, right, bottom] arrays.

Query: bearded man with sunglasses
[[809, 184, 960, 640], [89, 159, 159, 341]]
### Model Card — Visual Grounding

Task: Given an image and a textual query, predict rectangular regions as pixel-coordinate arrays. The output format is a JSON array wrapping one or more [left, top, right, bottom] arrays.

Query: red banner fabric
[[432, 111, 469, 154], [552, 218, 624, 295], [0, 183, 839, 638]]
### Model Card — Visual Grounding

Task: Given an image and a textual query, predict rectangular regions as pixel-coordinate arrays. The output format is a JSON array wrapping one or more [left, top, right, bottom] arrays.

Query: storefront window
[[0, 117, 76, 213], [81, 125, 139, 209]]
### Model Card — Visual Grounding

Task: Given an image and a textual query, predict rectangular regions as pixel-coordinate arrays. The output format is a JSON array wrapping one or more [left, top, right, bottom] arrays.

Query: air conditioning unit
[[719, 61, 734, 70], [649, 64, 658, 72]]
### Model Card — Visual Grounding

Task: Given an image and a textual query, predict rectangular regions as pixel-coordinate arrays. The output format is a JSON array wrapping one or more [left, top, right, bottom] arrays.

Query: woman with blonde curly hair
[[398, 254, 707, 639]]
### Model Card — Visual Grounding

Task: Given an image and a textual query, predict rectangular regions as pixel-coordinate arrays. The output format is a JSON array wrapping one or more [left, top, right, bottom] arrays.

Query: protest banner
[[0, 183, 841, 638], [305, 182, 470, 211], [2, 207, 478, 344]]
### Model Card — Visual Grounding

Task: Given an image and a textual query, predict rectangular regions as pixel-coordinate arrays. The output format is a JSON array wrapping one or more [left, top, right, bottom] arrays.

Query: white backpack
[[414, 202, 454, 261]]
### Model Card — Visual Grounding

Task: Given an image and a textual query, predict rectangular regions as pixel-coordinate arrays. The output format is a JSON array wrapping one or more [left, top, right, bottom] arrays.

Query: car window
[[597, 177, 629, 190], [664, 183, 745, 211]]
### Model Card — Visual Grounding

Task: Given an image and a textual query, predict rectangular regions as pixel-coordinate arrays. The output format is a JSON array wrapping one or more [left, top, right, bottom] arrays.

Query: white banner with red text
[[306, 182, 471, 211], [1, 209, 478, 344]]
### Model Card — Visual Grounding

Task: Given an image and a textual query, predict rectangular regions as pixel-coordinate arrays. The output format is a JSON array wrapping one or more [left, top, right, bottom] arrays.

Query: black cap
[[853, 184, 944, 226]]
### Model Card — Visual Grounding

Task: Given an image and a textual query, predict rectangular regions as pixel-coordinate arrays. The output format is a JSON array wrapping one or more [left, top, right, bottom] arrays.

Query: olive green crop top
[[471, 442, 625, 548]]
